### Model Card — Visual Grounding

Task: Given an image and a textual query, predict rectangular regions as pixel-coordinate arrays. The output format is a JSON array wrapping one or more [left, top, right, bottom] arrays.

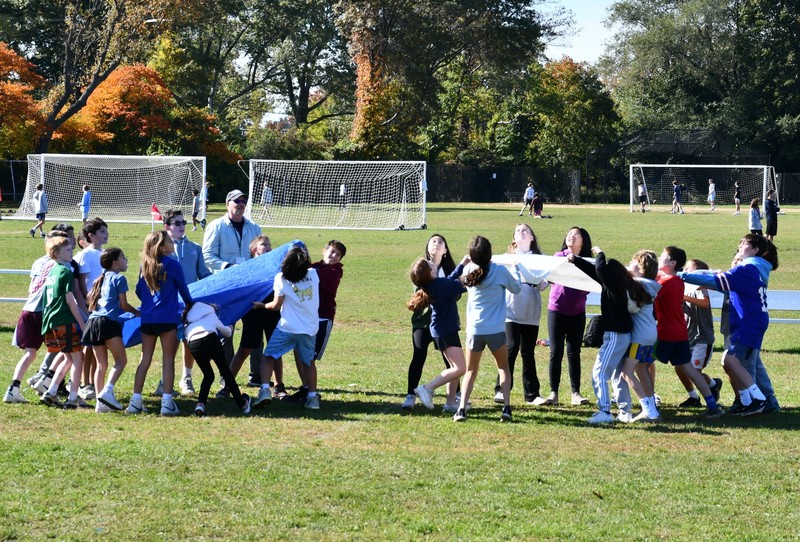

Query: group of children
[[4, 212, 347, 417], [404, 226, 781, 424]]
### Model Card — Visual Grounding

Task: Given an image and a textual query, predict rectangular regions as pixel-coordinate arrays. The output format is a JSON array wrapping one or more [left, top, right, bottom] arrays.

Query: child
[[402, 234, 457, 410], [733, 181, 741, 215], [764, 189, 779, 242], [748, 198, 762, 235], [502, 224, 548, 406], [454, 236, 522, 423], [290, 240, 347, 409], [191, 189, 202, 231], [571, 247, 647, 424], [532, 194, 544, 218], [82, 248, 140, 412], [407, 255, 468, 413], [39, 236, 87, 409], [79, 185, 91, 223], [654, 246, 724, 418], [127, 231, 194, 416], [252, 246, 319, 408], [184, 302, 250, 416], [680, 234, 779, 416], [29, 183, 48, 238], [677, 259, 722, 408], [637, 181, 648, 213], [671, 180, 685, 214], [707, 178, 716, 211], [518, 183, 535, 216]]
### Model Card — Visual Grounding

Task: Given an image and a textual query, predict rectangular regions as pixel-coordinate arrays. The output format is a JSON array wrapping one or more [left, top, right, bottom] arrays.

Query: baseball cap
[[226, 189, 246, 203]]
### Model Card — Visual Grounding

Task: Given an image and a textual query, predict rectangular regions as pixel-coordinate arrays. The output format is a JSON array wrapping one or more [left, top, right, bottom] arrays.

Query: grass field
[[0, 202, 798, 541]]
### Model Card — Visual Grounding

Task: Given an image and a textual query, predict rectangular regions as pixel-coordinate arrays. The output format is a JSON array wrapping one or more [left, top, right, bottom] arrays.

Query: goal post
[[240, 160, 427, 230], [11, 154, 206, 224], [629, 164, 776, 212]]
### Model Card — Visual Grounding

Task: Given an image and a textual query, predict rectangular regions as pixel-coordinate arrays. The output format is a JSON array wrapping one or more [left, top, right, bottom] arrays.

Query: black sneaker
[[215, 387, 230, 399], [501, 405, 512, 422], [453, 408, 467, 422], [704, 406, 726, 419], [678, 396, 702, 408], [739, 398, 766, 417], [285, 386, 309, 403], [273, 383, 288, 399], [711, 378, 723, 402], [727, 399, 745, 415]]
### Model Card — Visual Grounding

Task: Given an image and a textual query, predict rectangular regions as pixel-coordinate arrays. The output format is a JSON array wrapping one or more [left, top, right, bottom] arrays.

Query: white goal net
[[629, 164, 776, 212], [241, 160, 427, 230], [12, 154, 206, 223]]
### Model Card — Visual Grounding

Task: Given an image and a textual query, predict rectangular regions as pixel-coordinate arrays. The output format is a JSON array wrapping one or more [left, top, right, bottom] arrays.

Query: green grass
[[1, 202, 799, 541]]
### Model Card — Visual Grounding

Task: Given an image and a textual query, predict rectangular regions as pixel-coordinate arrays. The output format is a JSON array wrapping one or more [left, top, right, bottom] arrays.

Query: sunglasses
[[233, 198, 247, 205], [170, 220, 188, 226]]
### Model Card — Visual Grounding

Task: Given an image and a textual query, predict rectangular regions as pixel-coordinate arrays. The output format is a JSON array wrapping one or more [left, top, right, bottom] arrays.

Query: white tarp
[[492, 253, 602, 293]]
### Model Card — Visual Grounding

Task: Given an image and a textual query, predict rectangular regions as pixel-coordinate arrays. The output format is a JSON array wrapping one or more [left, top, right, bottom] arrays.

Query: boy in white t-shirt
[[251, 246, 320, 408]]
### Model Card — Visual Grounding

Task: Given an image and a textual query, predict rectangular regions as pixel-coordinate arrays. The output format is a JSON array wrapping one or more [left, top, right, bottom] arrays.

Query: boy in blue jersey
[[679, 234, 779, 416]]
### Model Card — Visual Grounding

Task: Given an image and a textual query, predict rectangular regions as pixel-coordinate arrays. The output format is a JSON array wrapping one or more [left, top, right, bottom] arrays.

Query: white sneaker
[[191, 227, 197, 231], [125, 396, 149, 414], [78, 384, 96, 401], [543, 391, 559, 405], [587, 411, 614, 424], [179, 376, 195, 396], [95, 401, 113, 413], [401, 394, 416, 410], [571, 392, 590, 406], [33, 375, 52, 396], [160, 396, 180, 416], [97, 389, 123, 411], [153, 380, 164, 397], [414, 385, 434, 410], [4, 385, 28, 403], [633, 410, 661, 422], [528, 396, 548, 406], [617, 411, 634, 423], [253, 386, 272, 408], [493, 391, 504, 404]]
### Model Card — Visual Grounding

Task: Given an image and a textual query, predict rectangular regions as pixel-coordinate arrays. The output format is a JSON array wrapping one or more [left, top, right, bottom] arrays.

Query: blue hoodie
[[679, 257, 772, 349]]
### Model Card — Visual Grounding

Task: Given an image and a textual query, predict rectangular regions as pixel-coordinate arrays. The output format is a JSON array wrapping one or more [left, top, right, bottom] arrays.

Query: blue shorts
[[727, 342, 760, 372], [655, 340, 691, 366], [627, 342, 655, 364], [264, 328, 315, 366]]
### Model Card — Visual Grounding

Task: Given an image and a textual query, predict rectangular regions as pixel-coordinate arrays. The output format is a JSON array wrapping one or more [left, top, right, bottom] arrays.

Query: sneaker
[[739, 398, 766, 417], [571, 392, 589, 406], [727, 399, 745, 415], [40, 392, 62, 408], [273, 383, 288, 400], [200, 219, 206, 229], [304, 394, 320, 410], [246, 376, 261, 388], [95, 401, 113, 413], [711, 378, 723, 402], [63, 397, 80, 410], [529, 396, 548, 406], [501, 405, 513, 422], [287, 386, 309, 403], [241, 394, 251, 415], [705, 406, 726, 419], [587, 411, 614, 424], [543, 391, 559, 405], [29, 229, 35, 238], [125, 396, 149, 414], [215, 387, 230, 399], [75, 396, 92, 409], [4, 385, 28, 404], [179, 376, 195, 396], [78, 384, 96, 401], [763, 395, 780, 414], [41, 232, 46, 238], [97, 389, 123, 411], [27, 372, 45, 388], [33, 375, 52, 396], [414, 385, 434, 410], [160, 396, 181, 416], [617, 411, 634, 423], [194, 402, 205, 417], [442, 402, 458, 413], [191, 226, 197, 231], [493, 390, 504, 404], [633, 410, 661, 422], [401, 394, 416, 410], [453, 407, 467, 422], [678, 396, 702, 408], [654, 394, 662, 406], [253, 387, 272, 408], [153, 380, 164, 397]]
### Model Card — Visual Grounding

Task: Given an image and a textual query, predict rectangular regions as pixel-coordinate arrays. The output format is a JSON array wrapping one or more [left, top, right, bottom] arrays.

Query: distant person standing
[[261, 184, 273, 219], [733, 181, 742, 215], [78, 185, 91, 223], [764, 189, 779, 242], [518, 183, 535, 216], [338, 183, 347, 210], [30, 183, 48, 238], [707, 179, 716, 211], [637, 181, 648, 213], [748, 198, 763, 236], [670, 180, 685, 214]]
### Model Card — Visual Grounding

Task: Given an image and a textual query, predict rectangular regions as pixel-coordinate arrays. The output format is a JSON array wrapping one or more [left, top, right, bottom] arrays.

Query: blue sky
[[543, 0, 617, 64]]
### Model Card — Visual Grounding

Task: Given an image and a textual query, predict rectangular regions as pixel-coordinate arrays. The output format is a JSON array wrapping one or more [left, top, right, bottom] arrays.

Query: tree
[[0, 42, 45, 158]]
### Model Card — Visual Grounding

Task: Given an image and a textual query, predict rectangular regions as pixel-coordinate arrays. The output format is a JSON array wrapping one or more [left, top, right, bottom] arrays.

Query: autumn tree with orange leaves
[[0, 42, 45, 159]]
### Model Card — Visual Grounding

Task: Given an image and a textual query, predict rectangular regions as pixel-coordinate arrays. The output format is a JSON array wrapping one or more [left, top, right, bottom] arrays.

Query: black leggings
[[189, 334, 245, 408], [496, 321, 540, 400], [547, 310, 586, 394], [406, 326, 450, 395]]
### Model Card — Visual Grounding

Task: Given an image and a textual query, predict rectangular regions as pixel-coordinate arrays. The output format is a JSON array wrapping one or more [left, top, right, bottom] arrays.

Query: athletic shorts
[[36, 213, 46, 220], [639, 195, 647, 203], [140, 322, 178, 336], [264, 328, 314, 366], [466, 332, 506, 353], [314, 319, 333, 361], [239, 309, 279, 350], [627, 342, 655, 364], [82, 316, 122, 346], [12, 310, 44, 349], [690, 343, 713, 370], [727, 342, 760, 371], [433, 332, 462, 352], [655, 340, 691, 366], [44, 323, 82, 353]]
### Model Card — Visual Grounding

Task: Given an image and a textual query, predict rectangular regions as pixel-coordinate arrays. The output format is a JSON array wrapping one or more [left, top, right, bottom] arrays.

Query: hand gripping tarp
[[491, 253, 601, 293]]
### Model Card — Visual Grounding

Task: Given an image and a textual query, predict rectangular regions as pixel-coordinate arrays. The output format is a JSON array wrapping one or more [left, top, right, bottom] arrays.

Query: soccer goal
[[11, 154, 206, 223], [240, 160, 427, 230], [629, 164, 777, 212]]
